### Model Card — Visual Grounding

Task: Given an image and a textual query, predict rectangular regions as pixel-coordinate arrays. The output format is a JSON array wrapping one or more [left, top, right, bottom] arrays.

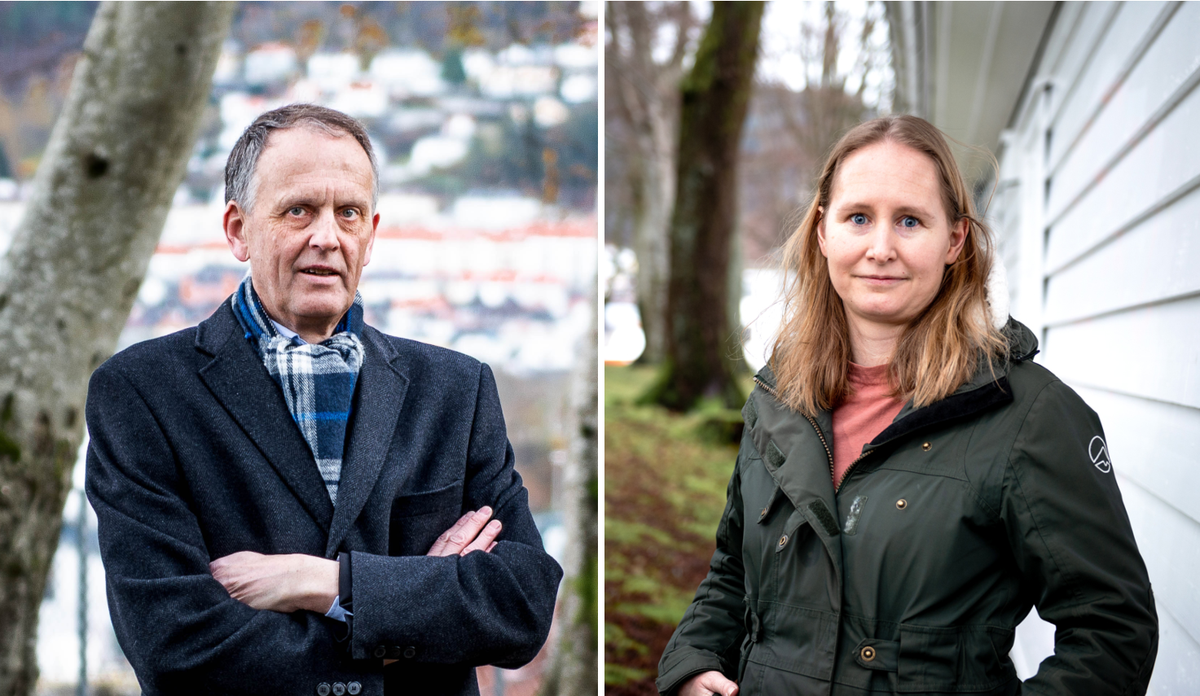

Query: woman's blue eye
[[901, 216, 919, 228], [851, 213, 867, 225]]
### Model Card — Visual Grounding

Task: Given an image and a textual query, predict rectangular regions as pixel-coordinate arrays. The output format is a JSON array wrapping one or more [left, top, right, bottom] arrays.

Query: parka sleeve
[[1002, 379, 1158, 695], [655, 440, 750, 695]]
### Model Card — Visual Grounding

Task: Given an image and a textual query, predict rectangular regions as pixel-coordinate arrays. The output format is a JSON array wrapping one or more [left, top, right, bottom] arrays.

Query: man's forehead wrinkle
[[266, 178, 372, 210]]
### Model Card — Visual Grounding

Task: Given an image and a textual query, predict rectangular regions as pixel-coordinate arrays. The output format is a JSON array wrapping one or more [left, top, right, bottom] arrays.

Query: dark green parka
[[657, 321, 1157, 696]]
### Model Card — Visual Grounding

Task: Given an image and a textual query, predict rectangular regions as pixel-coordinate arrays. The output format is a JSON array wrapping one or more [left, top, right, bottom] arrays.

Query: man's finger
[[460, 519, 502, 556], [426, 511, 474, 556], [427, 507, 493, 557]]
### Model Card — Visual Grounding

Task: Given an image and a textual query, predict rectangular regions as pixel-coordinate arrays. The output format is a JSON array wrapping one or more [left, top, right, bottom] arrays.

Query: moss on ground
[[604, 366, 750, 695]]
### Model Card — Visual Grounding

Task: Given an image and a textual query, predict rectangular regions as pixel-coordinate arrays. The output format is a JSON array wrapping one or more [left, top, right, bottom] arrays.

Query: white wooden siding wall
[[994, 3, 1200, 692]]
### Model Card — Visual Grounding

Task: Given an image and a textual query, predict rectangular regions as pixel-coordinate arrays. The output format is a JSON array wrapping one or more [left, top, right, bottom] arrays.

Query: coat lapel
[[747, 382, 844, 580], [325, 327, 409, 556], [196, 305, 335, 534]]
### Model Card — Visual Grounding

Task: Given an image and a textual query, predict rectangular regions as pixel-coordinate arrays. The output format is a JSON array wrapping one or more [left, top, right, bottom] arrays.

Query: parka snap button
[[896, 499, 908, 510], [778, 534, 788, 549], [861, 646, 876, 661], [922, 441, 932, 451]]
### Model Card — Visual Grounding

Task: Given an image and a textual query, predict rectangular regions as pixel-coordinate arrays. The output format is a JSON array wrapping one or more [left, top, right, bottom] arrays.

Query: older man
[[85, 104, 562, 696]]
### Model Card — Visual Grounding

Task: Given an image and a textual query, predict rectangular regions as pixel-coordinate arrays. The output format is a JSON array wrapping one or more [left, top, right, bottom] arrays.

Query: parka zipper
[[754, 376, 872, 493]]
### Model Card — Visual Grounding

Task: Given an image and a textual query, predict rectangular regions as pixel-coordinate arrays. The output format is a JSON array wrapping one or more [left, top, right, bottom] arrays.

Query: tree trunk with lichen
[[606, 2, 692, 366], [0, 3, 232, 693], [541, 286, 598, 696], [646, 2, 764, 412]]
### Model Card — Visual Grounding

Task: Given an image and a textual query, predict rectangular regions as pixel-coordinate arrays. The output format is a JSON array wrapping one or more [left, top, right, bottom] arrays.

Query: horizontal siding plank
[[1040, 295, 1200, 409], [1043, 185, 1200, 325], [1039, 2, 1087, 85], [1043, 75, 1200, 273], [1047, 1, 1167, 182], [1070, 385, 1200, 523], [1115, 477, 1200, 649], [1148, 605, 1200, 696], [1046, 2, 1119, 129], [1048, 2, 1193, 223]]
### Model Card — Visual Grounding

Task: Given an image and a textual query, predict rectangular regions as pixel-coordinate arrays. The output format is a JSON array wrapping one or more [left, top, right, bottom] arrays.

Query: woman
[[656, 116, 1157, 696]]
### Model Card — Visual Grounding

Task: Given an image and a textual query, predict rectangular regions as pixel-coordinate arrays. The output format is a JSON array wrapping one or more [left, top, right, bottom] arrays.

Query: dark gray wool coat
[[85, 301, 562, 696], [657, 320, 1157, 696]]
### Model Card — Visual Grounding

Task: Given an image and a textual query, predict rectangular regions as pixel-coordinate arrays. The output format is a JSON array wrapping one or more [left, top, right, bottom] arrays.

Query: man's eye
[[900, 216, 919, 228], [287, 206, 305, 216], [850, 213, 868, 225], [340, 208, 359, 219]]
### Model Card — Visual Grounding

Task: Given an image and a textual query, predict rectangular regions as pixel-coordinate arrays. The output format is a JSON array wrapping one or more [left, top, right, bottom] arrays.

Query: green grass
[[604, 365, 751, 695]]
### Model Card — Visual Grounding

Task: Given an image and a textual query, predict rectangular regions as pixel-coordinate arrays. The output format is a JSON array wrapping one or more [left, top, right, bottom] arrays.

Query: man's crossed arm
[[208, 507, 503, 614]]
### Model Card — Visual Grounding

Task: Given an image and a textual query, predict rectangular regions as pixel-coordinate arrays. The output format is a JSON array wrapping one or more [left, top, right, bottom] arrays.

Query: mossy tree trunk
[[0, 3, 232, 693], [606, 2, 694, 366], [646, 1, 764, 412]]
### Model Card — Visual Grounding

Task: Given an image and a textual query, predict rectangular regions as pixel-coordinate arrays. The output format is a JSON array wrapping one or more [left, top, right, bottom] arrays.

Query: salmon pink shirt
[[831, 362, 905, 488]]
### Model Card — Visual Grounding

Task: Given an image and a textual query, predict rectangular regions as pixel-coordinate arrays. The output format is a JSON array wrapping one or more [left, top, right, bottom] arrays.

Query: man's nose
[[309, 208, 340, 250]]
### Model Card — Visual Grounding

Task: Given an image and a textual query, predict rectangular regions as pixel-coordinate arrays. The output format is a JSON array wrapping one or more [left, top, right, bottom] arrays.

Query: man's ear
[[816, 206, 829, 258], [223, 201, 251, 263], [362, 212, 380, 267]]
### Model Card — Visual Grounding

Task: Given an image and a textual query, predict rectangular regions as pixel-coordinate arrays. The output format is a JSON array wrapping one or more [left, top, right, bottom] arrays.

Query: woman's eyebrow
[[832, 200, 936, 220]]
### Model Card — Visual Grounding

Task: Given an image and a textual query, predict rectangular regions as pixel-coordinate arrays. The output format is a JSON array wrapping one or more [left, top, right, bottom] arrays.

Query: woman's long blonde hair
[[770, 115, 1008, 416]]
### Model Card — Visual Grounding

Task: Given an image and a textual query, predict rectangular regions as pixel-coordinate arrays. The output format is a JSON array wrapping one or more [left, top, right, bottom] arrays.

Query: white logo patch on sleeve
[[1089, 436, 1112, 473]]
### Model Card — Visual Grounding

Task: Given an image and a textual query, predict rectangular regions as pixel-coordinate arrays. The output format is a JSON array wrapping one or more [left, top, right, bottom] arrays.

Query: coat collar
[[751, 317, 1037, 452], [195, 302, 410, 554]]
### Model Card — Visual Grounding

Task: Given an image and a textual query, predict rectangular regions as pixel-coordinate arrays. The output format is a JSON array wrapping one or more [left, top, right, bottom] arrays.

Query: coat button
[[347, 683, 362, 695], [317, 684, 331, 696], [403, 646, 417, 659], [896, 499, 908, 510], [332, 684, 346, 696], [373, 645, 387, 658], [861, 646, 876, 661], [778, 534, 788, 549], [921, 441, 932, 451]]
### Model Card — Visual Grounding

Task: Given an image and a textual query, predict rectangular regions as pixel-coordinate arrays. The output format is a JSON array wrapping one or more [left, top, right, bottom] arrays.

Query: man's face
[[223, 127, 378, 342]]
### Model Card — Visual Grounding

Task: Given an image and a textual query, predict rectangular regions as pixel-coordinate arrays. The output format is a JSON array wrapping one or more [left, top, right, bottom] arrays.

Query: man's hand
[[209, 551, 338, 614], [679, 671, 738, 696], [426, 506, 502, 556]]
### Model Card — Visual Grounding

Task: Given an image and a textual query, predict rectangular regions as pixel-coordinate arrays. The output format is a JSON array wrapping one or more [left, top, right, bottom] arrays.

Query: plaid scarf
[[231, 276, 364, 505]]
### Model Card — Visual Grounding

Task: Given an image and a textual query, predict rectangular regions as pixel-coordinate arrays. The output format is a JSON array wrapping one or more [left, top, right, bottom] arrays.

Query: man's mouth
[[300, 268, 338, 276]]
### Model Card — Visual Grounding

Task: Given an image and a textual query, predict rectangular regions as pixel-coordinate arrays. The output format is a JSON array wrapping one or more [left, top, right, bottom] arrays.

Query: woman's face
[[818, 140, 967, 338]]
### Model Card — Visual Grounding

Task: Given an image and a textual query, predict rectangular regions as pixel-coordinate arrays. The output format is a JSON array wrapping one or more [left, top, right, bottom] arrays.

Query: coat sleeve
[[341, 363, 563, 667], [655, 439, 749, 695], [85, 363, 383, 695], [1002, 379, 1158, 695]]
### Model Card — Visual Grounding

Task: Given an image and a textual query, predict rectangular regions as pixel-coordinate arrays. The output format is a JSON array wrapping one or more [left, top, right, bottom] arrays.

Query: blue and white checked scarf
[[231, 276, 364, 505]]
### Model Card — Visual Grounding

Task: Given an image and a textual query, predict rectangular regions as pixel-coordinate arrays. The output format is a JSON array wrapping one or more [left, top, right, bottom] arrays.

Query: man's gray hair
[[224, 103, 379, 214]]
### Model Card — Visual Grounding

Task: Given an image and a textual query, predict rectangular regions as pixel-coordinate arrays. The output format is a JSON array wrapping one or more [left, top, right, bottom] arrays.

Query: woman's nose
[[864, 225, 896, 263]]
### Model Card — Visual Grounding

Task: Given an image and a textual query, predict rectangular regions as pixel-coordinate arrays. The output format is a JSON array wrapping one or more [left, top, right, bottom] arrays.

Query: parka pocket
[[895, 624, 1016, 693]]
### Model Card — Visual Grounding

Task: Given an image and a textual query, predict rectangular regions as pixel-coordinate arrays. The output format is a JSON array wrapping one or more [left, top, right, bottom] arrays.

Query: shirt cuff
[[325, 595, 353, 623]]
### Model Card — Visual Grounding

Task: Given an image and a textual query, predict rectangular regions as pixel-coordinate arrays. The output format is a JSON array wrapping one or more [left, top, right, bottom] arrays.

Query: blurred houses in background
[[888, 2, 1200, 691], [0, 2, 597, 694]]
